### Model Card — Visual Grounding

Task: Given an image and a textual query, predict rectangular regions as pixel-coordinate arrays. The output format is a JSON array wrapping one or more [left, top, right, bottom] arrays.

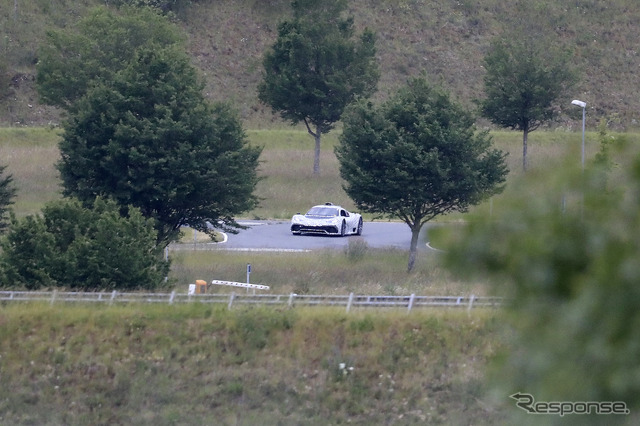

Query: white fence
[[0, 291, 501, 312]]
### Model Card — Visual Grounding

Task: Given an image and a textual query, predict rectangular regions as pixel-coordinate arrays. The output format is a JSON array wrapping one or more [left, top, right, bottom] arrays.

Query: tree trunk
[[304, 120, 322, 176], [313, 128, 321, 176], [407, 224, 421, 272], [522, 127, 529, 172]]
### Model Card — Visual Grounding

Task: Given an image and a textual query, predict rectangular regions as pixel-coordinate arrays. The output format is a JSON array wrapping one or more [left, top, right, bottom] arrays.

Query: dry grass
[[167, 246, 489, 297], [4, 0, 640, 129], [252, 151, 351, 219], [0, 127, 62, 217]]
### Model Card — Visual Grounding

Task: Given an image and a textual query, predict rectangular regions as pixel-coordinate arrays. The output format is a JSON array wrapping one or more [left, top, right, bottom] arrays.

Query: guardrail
[[0, 291, 501, 312]]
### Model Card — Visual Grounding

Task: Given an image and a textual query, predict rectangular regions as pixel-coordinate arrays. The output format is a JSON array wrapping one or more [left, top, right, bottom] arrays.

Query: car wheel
[[356, 218, 363, 235], [340, 221, 346, 237]]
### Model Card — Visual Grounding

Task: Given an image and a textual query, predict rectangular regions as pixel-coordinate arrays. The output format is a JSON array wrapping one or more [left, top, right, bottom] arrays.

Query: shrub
[[0, 198, 169, 290]]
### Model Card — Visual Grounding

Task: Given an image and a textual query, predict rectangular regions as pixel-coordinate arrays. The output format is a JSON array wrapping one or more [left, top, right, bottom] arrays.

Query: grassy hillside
[[1, 0, 640, 129], [0, 303, 505, 425]]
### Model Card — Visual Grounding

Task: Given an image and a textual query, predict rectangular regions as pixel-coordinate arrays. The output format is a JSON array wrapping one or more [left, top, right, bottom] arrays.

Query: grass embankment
[[0, 303, 503, 425]]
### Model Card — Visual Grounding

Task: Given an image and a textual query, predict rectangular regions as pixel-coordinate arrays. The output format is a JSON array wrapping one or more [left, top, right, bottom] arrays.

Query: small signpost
[[210, 280, 269, 291], [188, 264, 269, 296]]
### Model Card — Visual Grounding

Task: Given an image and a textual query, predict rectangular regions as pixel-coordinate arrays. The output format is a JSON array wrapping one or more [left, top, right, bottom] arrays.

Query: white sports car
[[291, 203, 363, 236]]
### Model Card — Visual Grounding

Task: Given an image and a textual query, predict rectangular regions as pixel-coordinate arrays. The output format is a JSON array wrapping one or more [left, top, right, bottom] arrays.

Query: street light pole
[[571, 99, 586, 169]]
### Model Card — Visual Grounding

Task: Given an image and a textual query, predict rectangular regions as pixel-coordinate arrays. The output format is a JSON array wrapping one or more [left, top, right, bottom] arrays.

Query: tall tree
[[336, 78, 508, 272], [0, 164, 17, 233], [58, 45, 262, 247], [478, 33, 576, 171], [36, 6, 183, 112], [258, 0, 379, 176]]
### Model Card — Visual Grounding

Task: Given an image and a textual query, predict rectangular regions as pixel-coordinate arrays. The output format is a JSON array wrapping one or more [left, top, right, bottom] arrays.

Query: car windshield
[[305, 207, 339, 217]]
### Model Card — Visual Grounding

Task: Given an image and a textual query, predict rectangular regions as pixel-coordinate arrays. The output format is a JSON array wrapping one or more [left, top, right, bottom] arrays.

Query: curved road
[[214, 220, 433, 252]]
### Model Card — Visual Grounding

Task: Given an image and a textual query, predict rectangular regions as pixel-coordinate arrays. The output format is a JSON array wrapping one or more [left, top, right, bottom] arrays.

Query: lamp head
[[571, 100, 586, 108]]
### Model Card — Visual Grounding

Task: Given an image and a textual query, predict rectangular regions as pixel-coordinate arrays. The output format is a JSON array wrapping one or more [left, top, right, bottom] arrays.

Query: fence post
[[346, 292, 354, 313], [228, 292, 235, 310], [407, 293, 415, 313], [0, 291, 499, 309]]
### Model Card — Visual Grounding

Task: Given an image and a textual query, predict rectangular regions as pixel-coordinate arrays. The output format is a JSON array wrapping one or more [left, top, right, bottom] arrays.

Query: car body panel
[[291, 203, 362, 236]]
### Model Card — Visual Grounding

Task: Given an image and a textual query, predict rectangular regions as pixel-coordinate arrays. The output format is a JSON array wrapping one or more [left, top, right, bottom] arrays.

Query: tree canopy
[[336, 77, 508, 271], [258, 0, 379, 175], [478, 33, 576, 171], [36, 7, 262, 247], [36, 6, 184, 112], [57, 44, 262, 246]]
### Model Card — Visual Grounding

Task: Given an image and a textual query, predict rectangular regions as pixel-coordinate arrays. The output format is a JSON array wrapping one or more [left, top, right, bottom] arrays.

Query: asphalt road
[[216, 220, 432, 252]]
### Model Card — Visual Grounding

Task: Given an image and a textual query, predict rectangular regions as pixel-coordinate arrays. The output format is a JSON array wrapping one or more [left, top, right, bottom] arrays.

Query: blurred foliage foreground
[[442, 129, 640, 425]]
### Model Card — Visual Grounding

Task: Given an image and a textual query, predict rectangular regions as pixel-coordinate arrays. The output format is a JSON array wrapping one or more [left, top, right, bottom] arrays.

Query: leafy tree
[[0, 164, 17, 233], [111, 0, 179, 13], [336, 77, 508, 272], [0, 198, 169, 290], [444, 138, 640, 423], [258, 0, 379, 176], [478, 34, 576, 171], [36, 6, 183, 112], [58, 45, 262, 246]]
